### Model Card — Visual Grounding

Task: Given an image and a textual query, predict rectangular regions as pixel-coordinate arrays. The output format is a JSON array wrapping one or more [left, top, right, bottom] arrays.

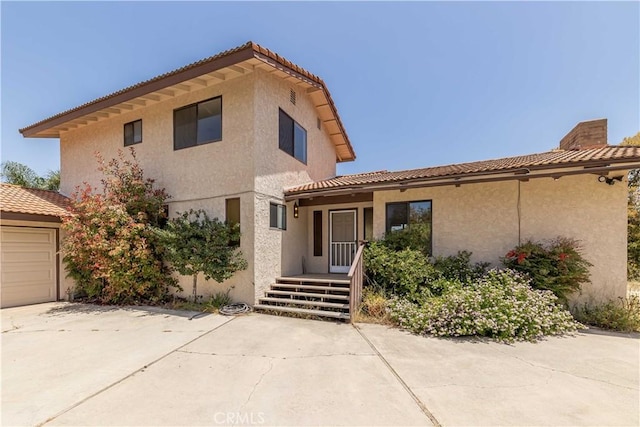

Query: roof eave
[[0, 211, 64, 223], [285, 158, 640, 200], [19, 42, 357, 161], [19, 46, 256, 138]]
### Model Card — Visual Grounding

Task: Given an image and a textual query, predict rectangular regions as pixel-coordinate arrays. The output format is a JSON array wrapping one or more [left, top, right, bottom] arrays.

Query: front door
[[329, 210, 356, 273]]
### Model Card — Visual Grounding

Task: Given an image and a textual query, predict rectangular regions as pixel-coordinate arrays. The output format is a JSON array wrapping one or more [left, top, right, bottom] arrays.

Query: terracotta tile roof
[[286, 146, 640, 195], [19, 41, 355, 161], [0, 184, 70, 218]]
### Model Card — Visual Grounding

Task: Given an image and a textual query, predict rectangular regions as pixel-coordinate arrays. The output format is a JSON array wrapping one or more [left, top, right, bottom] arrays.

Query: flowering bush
[[502, 237, 592, 304], [388, 269, 581, 342], [62, 149, 178, 304]]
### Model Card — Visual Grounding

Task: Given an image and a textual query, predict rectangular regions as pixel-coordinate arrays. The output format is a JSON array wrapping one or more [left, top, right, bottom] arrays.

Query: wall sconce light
[[293, 201, 299, 218], [598, 175, 623, 186]]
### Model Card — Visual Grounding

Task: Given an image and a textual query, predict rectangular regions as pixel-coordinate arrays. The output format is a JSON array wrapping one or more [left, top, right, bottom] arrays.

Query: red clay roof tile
[[285, 146, 640, 195], [1, 184, 70, 217]]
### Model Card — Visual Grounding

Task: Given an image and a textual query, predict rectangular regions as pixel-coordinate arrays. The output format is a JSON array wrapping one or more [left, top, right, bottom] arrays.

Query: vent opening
[[290, 89, 296, 105]]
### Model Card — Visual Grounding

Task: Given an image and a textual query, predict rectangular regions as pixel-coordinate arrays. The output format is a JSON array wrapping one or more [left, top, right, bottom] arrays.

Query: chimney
[[559, 118, 607, 150]]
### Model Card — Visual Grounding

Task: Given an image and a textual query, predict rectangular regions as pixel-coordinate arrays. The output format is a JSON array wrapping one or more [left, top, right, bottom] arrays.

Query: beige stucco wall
[[59, 73, 259, 303], [281, 200, 308, 277], [250, 69, 342, 300], [521, 174, 628, 303], [60, 73, 257, 200], [373, 173, 628, 303], [58, 68, 341, 304], [253, 69, 337, 196]]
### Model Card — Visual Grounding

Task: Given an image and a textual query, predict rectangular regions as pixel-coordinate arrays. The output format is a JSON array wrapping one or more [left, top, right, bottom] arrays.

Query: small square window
[[269, 203, 287, 230], [124, 119, 142, 146]]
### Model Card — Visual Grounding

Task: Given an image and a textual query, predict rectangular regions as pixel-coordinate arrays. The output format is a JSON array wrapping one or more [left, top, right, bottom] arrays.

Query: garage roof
[[1, 184, 69, 218]]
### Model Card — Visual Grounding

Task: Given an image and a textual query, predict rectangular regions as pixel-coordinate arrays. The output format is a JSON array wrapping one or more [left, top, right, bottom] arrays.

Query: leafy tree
[[62, 149, 177, 304], [621, 132, 640, 279], [621, 132, 640, 146], [161, 209, 247, 301], [44, 170, 61, 190], [1, 161, 60, 190]]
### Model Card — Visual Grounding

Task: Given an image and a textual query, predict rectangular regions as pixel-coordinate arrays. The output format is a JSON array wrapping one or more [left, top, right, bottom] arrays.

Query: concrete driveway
[[2, 303, 638, 426]]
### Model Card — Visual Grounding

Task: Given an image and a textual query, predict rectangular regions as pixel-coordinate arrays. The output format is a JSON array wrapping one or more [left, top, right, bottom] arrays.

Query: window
[[226, 198, 240, 226], [124, 119, 142, 146], [313, 211, 322, 256], [174, 96, 222, 150], [269, 203, 287, 230], [279, 109, 307, 163], [226, 198, 241, 245], [386, 200, 432, 253]]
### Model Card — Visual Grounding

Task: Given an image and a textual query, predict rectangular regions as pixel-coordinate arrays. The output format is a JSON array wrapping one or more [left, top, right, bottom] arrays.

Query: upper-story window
[[124, 119, 142, 146], [174, 96, 222, 150], [279, 109, 307, 164]]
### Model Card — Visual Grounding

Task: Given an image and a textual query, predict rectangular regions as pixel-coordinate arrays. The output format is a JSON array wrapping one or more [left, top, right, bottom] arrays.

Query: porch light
[[293, 201, 299, 218], [598, 175, 623, 186]]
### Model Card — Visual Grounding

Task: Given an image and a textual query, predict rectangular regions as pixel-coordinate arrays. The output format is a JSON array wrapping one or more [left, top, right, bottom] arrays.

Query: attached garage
[[1, 184, 69, 308], [1, 227, 57, 308]]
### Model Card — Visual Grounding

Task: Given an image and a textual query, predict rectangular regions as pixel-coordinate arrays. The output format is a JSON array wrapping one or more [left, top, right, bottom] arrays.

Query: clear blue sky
[[2, 1, 638, 177]]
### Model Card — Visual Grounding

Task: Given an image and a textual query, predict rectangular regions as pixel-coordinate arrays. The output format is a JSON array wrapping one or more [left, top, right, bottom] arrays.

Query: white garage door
[[1, 226, 57, 308]]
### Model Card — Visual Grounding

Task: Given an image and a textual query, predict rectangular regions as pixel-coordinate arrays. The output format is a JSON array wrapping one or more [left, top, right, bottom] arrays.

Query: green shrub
[[364, 242, 437, 297], [205, 289, 234, 311], [381, 223, 432, 255], [159, 209, 247, 301], [433, 251, 489, 283], [502, 237, 592, 304], [572, 297, 640, 332], [388, 269, 581, 343], [416, 277, 465, 301]]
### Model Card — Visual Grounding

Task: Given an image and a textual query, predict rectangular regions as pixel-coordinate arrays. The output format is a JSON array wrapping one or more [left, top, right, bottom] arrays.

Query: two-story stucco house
[[15, 41, 640, 318]]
